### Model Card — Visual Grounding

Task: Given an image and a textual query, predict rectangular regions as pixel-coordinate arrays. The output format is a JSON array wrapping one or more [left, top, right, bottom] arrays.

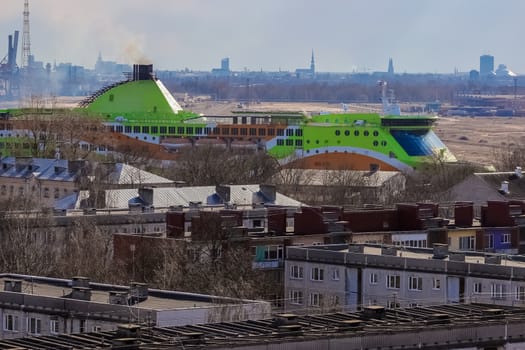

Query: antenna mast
[[22, 0, 31, 68]]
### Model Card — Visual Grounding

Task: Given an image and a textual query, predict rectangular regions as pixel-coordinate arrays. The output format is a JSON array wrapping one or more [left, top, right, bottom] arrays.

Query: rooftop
[[0, 303, 524, 349]]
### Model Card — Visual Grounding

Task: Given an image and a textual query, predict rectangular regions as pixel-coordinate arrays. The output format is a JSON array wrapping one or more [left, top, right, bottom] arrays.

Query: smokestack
[[133, 64, 153, 81]]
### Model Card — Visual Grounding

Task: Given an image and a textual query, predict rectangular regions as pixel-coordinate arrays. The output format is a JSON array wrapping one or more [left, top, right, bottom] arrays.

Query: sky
[[1, 0, 524, 74]]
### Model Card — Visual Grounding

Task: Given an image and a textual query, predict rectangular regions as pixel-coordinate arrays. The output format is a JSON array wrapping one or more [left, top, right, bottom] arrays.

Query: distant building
[[295, 50, 315, 78], [479, 54, 494, 77], [387, 58, 394, 75], [211, 57, 231, 76]]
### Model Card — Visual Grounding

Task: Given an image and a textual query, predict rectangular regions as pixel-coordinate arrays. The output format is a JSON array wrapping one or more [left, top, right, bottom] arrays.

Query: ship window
[[186, 127, 194, 134], [315, 140, 319, 144], [109, 94, 114, 102], [133, 126, 140, 133], [373, 140, 379, 147], [177, 127, 184, 134], [151, 126, 158, 133], [142, 126, 149, 133], [373, 131, 379, 137], [125, 126, 132, 133], [381, 141, 387, 146], [345, 130, 350, 136], [116, 125, 123, 133], [277, 139, 284, 146], [335, 130, 340, 136], [250, 128, 257, 136], [306, 140, 310, 144], [195, 127, 203, 134], [222, 128, 230, 135], [159, 126, 166, 134], [240, 128, 248, 136], [286, 139, 293, 146], [232, 128, 239, 135], [258, 129, 266, 136], [295, 139, 303, 147], [277, 129, 284, 136], [364, 131, 369, 136], [354, 130, 359, 136], [268, 128, 275, 136], [286, 129, 294, 136], [168, 126, 175, 134], [213, 127, 219, 135], [204, 127, 211, 135], [295, 129, 303, 137]]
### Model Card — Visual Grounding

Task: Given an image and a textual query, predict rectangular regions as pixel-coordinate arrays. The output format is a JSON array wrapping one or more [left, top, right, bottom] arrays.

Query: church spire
[[310, 49, 315, 74]]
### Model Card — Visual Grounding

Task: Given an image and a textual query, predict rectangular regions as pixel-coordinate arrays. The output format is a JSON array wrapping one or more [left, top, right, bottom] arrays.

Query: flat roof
[[0, 303, 524, 349]]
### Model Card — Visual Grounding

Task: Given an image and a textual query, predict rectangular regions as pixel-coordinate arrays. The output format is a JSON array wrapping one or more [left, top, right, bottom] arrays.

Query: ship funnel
[[133, 64, 153, 81]]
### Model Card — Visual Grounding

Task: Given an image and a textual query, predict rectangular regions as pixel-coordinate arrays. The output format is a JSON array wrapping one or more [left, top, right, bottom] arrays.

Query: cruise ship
[[1, 64, 456, 171]]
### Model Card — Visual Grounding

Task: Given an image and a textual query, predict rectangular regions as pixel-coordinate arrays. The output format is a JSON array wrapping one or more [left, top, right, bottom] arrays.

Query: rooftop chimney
[[499, 181, 510, 194], [129, 282, 148, 303]]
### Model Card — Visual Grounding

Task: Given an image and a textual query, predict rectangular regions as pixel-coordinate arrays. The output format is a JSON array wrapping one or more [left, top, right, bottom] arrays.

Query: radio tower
[[22, 0, 31, 68]]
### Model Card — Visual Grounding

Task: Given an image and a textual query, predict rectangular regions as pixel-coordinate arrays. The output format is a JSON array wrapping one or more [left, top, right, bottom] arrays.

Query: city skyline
[[1, 0, 524, 74]]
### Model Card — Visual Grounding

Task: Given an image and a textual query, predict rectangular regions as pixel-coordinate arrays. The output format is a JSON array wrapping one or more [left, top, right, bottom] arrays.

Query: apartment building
[[285, 243, 525, 313], [0, 274, 271, 339]]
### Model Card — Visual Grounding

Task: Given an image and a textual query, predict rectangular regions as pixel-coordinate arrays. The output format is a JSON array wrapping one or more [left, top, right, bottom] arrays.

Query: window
[[133, 126, 140, 133], [223, 128, 230, 135], [277, 139, 284, 146], [27, 317, 41, 335], [335, 130, 340, 136], [240, 128, 247, 136], [295, 129, 303, 137], [290, 290, 303, 305], [285, 139, 293, 146], [516, 286, 525, 301], [295, 139, 303, 147], [502, 233, 511, 244], [491, 283, 506, 300], [311, 267, 324, 281], [286, 129, 294, 136], [277, 129, 284, 136], [177, 127, 185, 134], [408, 276, 423, 291], [373, 130, 379, 137], [249, 128, 257, 136], [331, 268, 340, 281], [54, 188, 60, 199], [186, 127, 194, 134], [459, 236, 475, 251], [387, 274, 400, 289], [370, 273, 378, 284], [195, 127, 203, 135], [473, 282, 482, 294], [309, 292, 322, 307], [268, 128, 275, 136], [151, 126, 158, 134], [344, 130, 350, 136], [290, 265, 304, 279], [159, 126, 167, 134], [92, 325, 102, 332], [432, 278, 441, 290], [79, 319, 86, 333], [50, 319, 59, 334], [4, 314, 18, 332], [124, 126, 132, 133], [388, 301, 400, 309], [486, 234, 494, 249], [264, 245, 283, 260], [43, 187, 50, 198], [168, 126, 176, 134]]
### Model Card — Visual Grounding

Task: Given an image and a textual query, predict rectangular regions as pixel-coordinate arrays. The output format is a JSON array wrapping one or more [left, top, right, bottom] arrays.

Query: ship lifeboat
[[161, 137, 192, 150]]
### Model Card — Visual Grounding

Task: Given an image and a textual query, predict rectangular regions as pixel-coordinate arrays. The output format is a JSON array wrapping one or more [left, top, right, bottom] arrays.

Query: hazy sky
[[1, 0, 524, 74]]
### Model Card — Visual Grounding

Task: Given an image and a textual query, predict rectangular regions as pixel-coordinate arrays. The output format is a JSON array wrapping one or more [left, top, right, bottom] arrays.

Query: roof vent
[[362, 305, 386, 319], [498, 180, 510, 195], [485, 255, 502, 265], [116, 324, 141, 339], [109, 291, 129, 305], [381, 246, 398, 256], [449, 253, 465, 262], [432, 243, 449, 259], [72, 276, 90, 288], [129, 282, 148, 304]]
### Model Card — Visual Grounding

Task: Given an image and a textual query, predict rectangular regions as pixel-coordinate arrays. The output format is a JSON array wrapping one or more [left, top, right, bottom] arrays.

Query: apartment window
[[27, 317, 41, 335], [43, 187, 50, 198], [311, 267, 324, 281], [289, 290, 303, 305], [50, 319, 60, 334], [290, 265, 304, 279], [309, 292, 322, 307], [516, 286, 525, 301], [502, 233, 511, 244], [240, 128, 247, 136], [331, 268, 340, 281], [264, 245, 283, 260], [54, 188, 60, 199], [387, 274, 400, 289], [4, 314, 18, 332], [459, 236, 475, 251], [79, 319, 86, 333], [486, 234, 494, 249], [432, 278, 441, 290], [491, 283, 506, 300], [473, 282, 482, 294], [408, 276, 423, 291], [370, 273, 378, 285]]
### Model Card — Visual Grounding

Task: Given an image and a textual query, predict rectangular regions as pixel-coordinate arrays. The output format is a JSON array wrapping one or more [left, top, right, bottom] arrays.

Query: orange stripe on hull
[[285, 153, 399, 171]]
